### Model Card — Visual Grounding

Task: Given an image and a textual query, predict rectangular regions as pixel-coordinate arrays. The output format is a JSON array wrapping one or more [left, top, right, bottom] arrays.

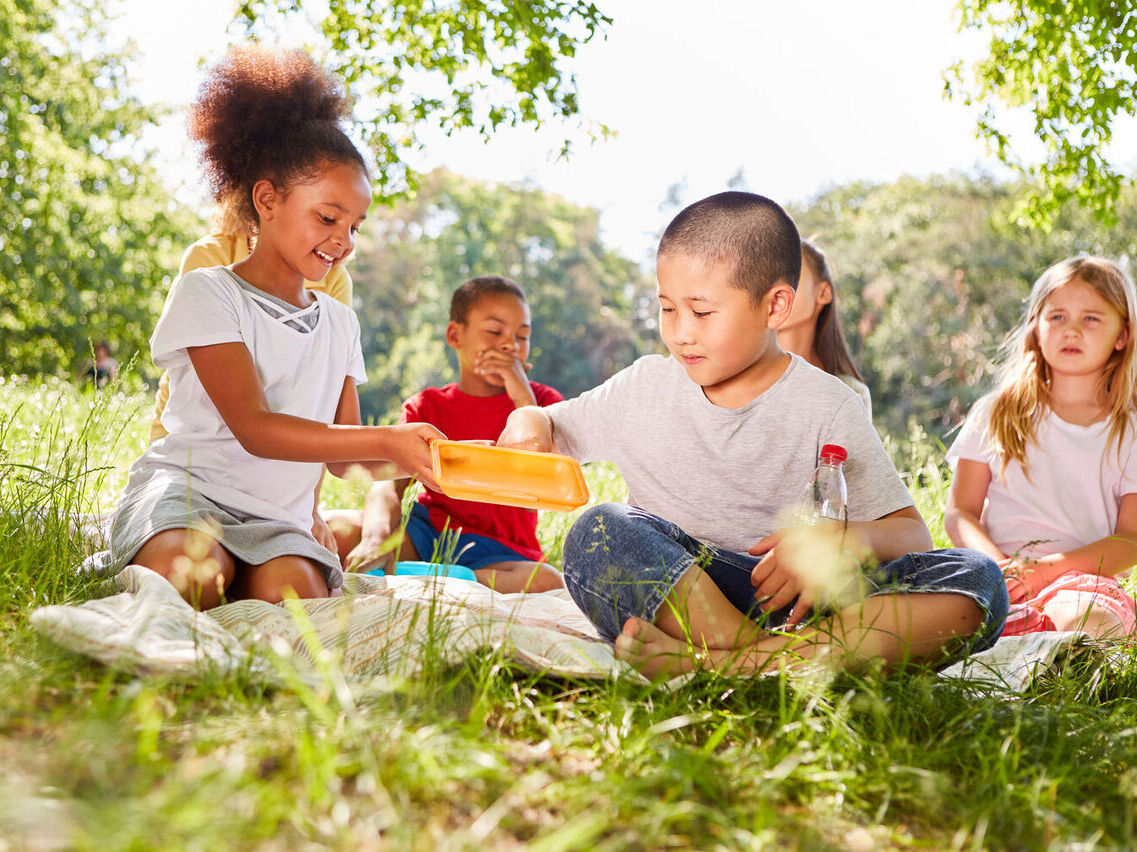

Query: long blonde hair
[[988, 256, 1137, 477]]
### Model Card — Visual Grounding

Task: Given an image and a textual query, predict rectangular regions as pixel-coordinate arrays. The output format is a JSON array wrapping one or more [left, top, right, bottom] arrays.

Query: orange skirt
[[1001, 571, 1136, 636]]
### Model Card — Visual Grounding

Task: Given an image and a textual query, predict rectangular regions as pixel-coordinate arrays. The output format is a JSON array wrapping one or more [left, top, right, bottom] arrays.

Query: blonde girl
[[108, 46, 443, 609], [778, 239, 872, 416], [945, 256, 1137, 638]]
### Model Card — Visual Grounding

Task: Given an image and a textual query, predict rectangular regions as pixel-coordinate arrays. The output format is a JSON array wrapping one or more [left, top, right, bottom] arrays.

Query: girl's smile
[[239, 161, 371, 303]]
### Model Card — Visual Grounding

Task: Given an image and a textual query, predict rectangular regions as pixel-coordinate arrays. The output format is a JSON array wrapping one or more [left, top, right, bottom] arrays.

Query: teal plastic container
[[366, 560, 477, 582]]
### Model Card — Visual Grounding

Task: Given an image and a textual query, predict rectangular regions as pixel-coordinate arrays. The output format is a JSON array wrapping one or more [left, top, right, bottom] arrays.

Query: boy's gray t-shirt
[[546, 353, 913, 555]]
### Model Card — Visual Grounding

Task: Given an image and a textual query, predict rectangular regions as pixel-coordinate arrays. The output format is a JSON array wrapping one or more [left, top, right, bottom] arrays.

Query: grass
[[3, 375, 1137, 850]]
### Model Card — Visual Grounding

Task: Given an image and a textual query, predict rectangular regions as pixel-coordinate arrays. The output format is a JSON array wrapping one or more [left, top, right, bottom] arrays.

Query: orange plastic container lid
[[430, 440, 590, 512]]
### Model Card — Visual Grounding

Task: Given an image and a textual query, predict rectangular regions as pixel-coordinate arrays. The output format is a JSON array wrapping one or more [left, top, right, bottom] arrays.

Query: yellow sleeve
[[307, 263, 354, 307], [179, 234, 245, 276], [148, 373, 171, 442]]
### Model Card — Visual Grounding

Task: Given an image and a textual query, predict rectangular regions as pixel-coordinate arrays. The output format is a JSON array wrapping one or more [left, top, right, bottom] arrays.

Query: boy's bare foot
[[614, 617, 700, 679]]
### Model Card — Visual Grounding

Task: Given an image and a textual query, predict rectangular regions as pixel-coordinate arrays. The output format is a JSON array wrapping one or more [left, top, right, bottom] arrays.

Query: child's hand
[[497, 407, 554, 453], [749, 529, 813, 627], [1001, 555, 1066, 604], [384, 423, 445, 491], [475, 349, 536, 406], [345, 531, 398, 574], [750, 522, 862, 628], [311, 510, 338, 553]]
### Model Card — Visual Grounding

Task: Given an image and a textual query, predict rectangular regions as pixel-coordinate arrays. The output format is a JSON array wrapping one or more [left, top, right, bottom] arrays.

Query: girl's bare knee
[[132, 528, 234, 608], [241, 556, 329, 603]]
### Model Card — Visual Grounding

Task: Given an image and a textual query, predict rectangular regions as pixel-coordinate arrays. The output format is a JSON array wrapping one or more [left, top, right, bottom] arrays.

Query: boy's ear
[[445, 321, 464, 349], [766, 282, 797, 329], [251, 179, 279, 220]]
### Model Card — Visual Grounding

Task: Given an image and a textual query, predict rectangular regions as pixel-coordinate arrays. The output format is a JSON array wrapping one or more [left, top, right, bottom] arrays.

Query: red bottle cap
[[819, 444, 847, 464]]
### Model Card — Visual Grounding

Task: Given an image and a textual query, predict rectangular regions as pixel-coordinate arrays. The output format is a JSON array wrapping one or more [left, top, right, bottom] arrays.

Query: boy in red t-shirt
[[333, 276, 565, 592]]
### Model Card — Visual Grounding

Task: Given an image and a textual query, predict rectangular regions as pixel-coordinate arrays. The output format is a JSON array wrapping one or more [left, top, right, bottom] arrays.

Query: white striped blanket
[[31, 565, 1097, 693]]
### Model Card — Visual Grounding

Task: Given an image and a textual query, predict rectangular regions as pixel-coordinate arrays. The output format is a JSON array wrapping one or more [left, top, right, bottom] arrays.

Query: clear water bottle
[[799, 444, 848, 524]]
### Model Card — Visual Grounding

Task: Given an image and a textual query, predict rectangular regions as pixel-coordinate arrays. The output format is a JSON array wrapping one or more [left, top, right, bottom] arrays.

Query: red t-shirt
[[403, 382, 565, 560]]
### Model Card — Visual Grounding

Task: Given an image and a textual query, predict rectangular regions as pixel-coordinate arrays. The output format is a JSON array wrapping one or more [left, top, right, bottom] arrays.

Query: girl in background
[[109, 46, 442, 609], [945, 256, 1137, 638], [778, 238, 872, 416]]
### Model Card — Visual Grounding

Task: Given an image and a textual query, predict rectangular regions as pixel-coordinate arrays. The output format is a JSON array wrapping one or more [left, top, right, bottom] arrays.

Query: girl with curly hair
[[109, 46, 443, 608]]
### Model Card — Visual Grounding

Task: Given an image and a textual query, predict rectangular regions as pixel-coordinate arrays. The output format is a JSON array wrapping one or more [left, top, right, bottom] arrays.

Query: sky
[[116, 0, 1014, 263]]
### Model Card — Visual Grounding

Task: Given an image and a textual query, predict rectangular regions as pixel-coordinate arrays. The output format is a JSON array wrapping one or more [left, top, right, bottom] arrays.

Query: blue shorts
[[405, 502, 534, 571], [562, 503, 1009, 653]]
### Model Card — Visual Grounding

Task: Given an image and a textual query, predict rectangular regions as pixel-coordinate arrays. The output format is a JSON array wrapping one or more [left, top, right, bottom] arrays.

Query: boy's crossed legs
[[564, 503, 1008, 678]]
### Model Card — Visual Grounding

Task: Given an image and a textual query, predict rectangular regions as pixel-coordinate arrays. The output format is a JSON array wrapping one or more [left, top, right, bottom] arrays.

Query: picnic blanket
[[31, 565, 1103, 693], [32, 565, 624, 684]]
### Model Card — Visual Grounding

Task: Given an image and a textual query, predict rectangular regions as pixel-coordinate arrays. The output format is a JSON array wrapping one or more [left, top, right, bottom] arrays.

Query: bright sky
[[118, 0, 1006, 262]]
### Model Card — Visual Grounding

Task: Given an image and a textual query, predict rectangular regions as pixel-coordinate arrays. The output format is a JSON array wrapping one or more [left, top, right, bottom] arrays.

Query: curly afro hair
[[189, 45, 368, 234]]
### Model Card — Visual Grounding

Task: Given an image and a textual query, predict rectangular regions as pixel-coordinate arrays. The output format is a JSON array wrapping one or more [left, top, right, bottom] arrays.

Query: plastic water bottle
[[799, 444, 848, 524]]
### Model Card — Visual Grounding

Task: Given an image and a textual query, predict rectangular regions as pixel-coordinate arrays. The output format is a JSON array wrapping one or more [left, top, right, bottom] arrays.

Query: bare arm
[[944, 459, 1006, 562], [1009, 493, 1137, 586], [187, 342, 443, 489], [497, 405, 559, 453], [843, 505, 934, 563], [474, 349, 538, 408], [345, 479, 409, 572]]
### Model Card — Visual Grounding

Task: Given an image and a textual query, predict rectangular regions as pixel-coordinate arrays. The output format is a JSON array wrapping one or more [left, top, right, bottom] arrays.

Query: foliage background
[[0, 0, 199, 378], [788, 175, 1137, 442]]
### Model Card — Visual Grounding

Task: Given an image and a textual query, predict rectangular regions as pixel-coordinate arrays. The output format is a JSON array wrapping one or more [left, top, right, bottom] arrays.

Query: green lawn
[[2, 375, 1136, 851]]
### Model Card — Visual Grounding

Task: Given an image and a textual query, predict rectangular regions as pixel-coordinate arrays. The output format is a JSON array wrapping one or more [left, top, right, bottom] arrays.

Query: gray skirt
[[109, 474, 344, 592]]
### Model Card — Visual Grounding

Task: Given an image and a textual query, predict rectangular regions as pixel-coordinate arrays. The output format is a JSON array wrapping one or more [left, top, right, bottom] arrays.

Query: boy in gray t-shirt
[[500, 191, 1007, 679]]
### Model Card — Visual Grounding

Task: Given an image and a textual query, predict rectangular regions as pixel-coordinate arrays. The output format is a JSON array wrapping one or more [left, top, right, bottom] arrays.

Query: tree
[[236, 0, 612, 195], [947, 0, 1137, 225], [347, 168, 657, 422], [0, 0, 198, 378], [790, 172, 1137, 444]]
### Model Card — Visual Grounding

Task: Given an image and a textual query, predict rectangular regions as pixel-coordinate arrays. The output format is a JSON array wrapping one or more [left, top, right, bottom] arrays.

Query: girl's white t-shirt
[[946, 394, 1137, 559], [125, 267, 367, 530]]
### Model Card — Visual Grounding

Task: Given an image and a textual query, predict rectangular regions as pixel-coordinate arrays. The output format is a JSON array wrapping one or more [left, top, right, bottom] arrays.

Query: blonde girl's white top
[[125, 266, 367, 531], [946, 393, 1137, 559]]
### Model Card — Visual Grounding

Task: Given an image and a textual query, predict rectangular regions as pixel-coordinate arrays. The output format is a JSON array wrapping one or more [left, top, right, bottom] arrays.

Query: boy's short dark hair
[[657, 191, 802, 304], [450, 276, 528, 323]]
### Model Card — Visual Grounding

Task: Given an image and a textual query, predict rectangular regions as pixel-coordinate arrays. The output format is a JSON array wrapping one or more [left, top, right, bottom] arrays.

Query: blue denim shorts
[[562, 503, 1008, 653], [405, 502, 534, 570]]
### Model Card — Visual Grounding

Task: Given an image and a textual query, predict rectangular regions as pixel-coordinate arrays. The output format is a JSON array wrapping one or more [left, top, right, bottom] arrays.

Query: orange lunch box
[[429, 440, 590, 512]]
